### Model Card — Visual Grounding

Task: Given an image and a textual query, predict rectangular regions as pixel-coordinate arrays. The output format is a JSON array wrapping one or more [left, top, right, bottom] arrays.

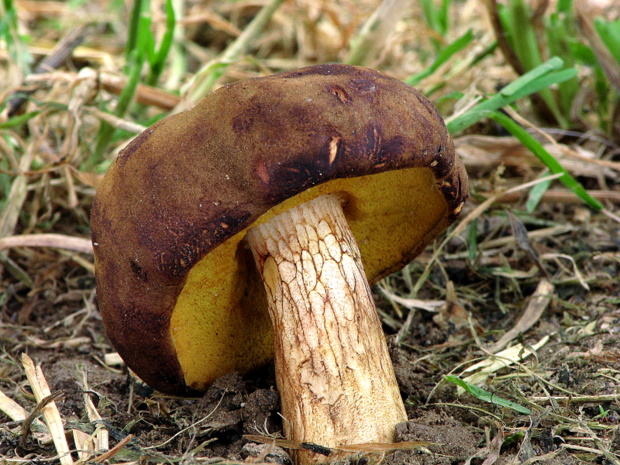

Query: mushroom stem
[[246, 193, 407, 465]]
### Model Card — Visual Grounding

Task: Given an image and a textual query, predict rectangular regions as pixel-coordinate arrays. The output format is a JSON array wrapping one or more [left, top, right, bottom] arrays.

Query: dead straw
[[21, 353, 74, 465]]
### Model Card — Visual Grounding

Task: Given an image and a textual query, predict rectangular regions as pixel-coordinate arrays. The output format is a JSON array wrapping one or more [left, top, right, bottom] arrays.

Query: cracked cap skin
[[91, 64, 468, 395]]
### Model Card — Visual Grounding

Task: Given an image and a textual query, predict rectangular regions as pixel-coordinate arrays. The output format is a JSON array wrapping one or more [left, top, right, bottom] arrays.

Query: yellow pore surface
[[171, 167, 449, 391]]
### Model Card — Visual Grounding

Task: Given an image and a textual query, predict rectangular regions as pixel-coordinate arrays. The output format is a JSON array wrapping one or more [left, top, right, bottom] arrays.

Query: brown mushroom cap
[[91, 64, 468, 395]]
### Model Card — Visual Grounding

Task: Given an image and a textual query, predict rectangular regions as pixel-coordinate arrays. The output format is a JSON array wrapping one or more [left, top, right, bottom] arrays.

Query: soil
[[1, 255, 619, 465]]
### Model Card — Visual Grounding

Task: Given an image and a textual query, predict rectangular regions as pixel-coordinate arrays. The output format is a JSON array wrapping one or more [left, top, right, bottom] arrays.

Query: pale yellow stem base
[[246, 194, 407, 465]]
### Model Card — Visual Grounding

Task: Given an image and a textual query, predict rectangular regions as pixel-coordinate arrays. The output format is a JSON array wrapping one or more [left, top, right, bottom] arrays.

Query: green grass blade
[[146, 0, 176, 86], [526, 170, 552, 213], [1, 0, 33, 75], [91, 50, 146, 164], [557, 0, 573, 14], [467, 218, 478, 263], [421, 0, 439, 36], [497, 56, 564, 96], [546, 13, 580, 116], [495, 0, 570, 126], [594, 18, 620, 65], [420, 0, 451, 52], [117, 51, 145, 118], [438, 0, 451, 36], [126, 0, 144, 63], [0, 111, 41, 129], [405, 29, 474, 86], [446, 58, 577, 134], [483, 110, 603, 211], [508, 0, 543, 72], [445, 375, 531, 414], [137, 10, 155, 65]]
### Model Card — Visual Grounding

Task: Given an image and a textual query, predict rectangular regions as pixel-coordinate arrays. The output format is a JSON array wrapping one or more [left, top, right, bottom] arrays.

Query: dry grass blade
[[575, 0, 620, 92], [100, 71, 181, 111], [345, 0, 412, 66], [103, 352, 124, 367], [86, 107, 147, 134], [496, 189, 620, 205], [5, 24, 91, 117], [458, 336, 550, 392], [378, 287, 445, 312], [0, 234, 93, 254], [529, 393, 620, 404], [72, 429, 94, 461], [243, 434, 433, 454], [564, 444, 620, 465], [508, 212, 551, 279], [20, 391, 64, 450], [89, 433, 134, 463], [0, 151, 34, 238], [0, 388, 50, 442], [471, 425, 504, 465], [21, 353, 74, 465], [488, 279, 554, 353], [456, 134, 619, 179], [0, 388, 32, 422], [475, 225, 573, 251], [79, 369, 109, 454]]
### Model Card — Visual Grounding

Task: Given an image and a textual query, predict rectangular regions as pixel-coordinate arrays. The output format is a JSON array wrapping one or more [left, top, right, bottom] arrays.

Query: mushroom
[[91, 64, 468, 464]]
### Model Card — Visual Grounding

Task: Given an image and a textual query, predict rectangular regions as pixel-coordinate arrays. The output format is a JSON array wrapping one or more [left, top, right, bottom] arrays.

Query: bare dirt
[[2, 237, 619, 464]]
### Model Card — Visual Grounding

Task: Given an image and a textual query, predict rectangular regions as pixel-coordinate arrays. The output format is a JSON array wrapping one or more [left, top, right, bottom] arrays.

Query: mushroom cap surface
[[91, 64, 468, 395]]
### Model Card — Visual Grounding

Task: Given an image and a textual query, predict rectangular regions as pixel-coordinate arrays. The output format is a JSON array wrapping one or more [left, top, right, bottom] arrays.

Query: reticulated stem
[[246, 194, 407, 465]]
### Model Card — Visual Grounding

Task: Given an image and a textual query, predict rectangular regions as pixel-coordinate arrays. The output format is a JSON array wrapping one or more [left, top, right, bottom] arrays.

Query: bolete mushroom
[[91, 64, 468, 464]]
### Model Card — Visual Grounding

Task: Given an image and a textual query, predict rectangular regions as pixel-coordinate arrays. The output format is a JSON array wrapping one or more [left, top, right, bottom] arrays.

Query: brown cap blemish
[[328, 136, 340, 166], [327, 84, 352, 104]]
